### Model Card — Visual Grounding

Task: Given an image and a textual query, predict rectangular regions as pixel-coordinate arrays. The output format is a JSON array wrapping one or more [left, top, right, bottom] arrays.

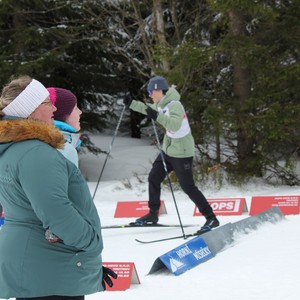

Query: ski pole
[[92, 104, 126, 200], [151, 119, 186, 237]]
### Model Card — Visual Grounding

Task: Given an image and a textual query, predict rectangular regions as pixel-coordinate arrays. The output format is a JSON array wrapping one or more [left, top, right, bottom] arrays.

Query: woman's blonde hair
[[0, 75, 32, 115]]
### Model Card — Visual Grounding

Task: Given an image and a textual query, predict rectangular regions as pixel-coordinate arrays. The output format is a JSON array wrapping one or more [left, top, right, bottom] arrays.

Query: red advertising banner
[[102, 262, 140, 291], [114, 200, 167, 218], [249, 195, 300, 215], [193, 198, 248, 216]]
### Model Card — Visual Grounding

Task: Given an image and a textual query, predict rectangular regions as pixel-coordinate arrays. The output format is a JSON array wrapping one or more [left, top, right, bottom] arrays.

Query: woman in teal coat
[[0, 76, 116, 300]]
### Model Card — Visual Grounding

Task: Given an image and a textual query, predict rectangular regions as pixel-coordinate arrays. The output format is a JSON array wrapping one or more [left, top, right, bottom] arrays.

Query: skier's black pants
[[17, 296, 84, 300], [148, 152, 213, 218]]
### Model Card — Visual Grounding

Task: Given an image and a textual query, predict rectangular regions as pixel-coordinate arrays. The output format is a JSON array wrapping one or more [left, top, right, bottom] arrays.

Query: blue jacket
[[0, 118, 103, 298]]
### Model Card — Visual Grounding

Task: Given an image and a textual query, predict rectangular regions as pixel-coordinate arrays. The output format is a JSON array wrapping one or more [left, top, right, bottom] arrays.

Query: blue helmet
[[147, 76, 169, 92]]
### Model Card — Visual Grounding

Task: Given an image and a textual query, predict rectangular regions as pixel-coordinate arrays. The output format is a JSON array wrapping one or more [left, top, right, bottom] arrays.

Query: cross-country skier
[[124, 75, 220, 234]]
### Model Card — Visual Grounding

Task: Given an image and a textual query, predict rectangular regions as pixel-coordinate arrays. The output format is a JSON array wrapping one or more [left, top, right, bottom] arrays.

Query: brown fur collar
[[0, 119, 65, 149]]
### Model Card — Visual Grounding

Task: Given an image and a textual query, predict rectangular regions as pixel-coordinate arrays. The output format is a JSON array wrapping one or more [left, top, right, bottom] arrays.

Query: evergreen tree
[[1, 0, 299, 184], [164, 0, 300, 184], [0, 0, 138, 131]]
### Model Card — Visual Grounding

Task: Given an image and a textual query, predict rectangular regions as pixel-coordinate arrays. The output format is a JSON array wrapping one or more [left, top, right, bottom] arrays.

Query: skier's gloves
[[102, 266, 118, 290], [146, 106, 158, 121], [123, 92, 133, 108]]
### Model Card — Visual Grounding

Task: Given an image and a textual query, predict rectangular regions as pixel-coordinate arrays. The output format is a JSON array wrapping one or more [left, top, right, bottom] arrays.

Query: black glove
[[102, 266, 118, 290], [146, 106, 158, 121], [123, 92, 133, 108]]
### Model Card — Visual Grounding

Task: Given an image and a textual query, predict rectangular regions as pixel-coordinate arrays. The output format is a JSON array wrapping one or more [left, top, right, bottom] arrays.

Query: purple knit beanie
[[47, 87, 77, 122]]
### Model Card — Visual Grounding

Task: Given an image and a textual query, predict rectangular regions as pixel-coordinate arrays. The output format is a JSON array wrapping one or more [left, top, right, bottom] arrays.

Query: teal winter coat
[[130, 87, 195, 158], [0, 118, 103, 298]]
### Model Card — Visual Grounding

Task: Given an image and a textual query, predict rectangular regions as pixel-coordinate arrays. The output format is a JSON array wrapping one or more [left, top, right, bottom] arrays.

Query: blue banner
[[159, 236, 215, 275]]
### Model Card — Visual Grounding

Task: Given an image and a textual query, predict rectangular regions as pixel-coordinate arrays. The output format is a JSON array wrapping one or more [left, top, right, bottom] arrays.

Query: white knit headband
[[2, 79, 50, 118]]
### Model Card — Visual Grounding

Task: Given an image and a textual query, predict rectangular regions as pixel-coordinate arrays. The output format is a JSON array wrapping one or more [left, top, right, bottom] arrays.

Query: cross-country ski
[[101, 223, 196, 229], [135, 228, 212, 244]]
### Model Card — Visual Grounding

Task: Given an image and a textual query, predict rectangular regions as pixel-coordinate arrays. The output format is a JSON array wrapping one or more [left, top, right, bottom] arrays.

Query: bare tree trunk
[[153, 0, 170, 72], [229, 10, 257, 174], [131, 0, 155, 72], [170, 0, 181, 43]]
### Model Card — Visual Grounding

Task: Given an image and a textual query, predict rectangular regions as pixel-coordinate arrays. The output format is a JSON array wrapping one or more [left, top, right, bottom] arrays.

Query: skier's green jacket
[[130, 87, 195, 158], [0, 118, 103, 298]]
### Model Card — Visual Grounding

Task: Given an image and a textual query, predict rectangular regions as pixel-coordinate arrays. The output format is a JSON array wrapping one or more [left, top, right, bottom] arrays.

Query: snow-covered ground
[[79, 134, 300, 300]]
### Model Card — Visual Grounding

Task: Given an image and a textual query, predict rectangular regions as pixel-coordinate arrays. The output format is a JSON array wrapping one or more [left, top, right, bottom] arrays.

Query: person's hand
[[102, 266, 118, 290], [123, 92, 132, 108], [45, 229, 63, 243], [146, 106, 158, 120]]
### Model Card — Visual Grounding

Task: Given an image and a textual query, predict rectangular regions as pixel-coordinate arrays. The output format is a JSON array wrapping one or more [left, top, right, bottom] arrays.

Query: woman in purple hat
[[47, 87, 82, 167]]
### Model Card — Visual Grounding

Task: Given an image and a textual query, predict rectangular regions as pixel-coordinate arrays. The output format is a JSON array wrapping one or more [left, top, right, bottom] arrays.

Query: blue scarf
[[54, 120, 82, 149]]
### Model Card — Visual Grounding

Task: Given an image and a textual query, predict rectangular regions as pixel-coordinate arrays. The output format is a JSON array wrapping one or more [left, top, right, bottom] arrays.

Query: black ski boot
[[196, 215, 219, 234], [134, 210, 159, 225]]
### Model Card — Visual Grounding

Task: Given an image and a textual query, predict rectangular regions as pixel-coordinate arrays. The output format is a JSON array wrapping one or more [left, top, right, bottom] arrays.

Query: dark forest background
[[0, 0, 299, 185]]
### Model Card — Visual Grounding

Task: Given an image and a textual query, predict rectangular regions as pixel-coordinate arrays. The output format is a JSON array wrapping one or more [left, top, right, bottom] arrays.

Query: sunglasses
[[148, 90, 153, 96]]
